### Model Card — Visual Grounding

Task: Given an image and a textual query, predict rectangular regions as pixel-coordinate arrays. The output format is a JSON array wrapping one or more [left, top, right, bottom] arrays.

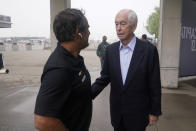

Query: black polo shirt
[[34, 43, 92, 131]]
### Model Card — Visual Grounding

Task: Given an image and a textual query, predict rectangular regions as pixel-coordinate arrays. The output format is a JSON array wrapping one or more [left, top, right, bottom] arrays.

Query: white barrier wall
[[158, 0, 182, 88]]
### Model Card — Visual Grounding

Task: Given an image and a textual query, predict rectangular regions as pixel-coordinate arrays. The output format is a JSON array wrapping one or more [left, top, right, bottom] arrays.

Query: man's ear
[[75, 29, 82, 39], [78, 33, 83, 38], [132, 25, 137, 32]]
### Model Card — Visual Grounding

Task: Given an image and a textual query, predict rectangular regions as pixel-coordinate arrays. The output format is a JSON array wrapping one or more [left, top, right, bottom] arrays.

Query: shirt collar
[[57, 43, 84, 65], [119, 36, 136, 51]]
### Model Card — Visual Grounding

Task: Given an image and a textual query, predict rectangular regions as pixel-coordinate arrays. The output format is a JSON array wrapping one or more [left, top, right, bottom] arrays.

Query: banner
[[179, 0, 196, 77]]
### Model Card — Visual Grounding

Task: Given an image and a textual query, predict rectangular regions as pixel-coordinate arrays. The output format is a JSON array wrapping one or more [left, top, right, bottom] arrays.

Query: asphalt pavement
[[0, 71, 196, 131], [0, 50, 196, 131]]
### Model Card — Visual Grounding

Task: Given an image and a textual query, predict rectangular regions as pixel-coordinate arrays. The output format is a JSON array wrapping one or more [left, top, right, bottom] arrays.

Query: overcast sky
[[0, 0, 160, 41], [0, 0, 50, 38]]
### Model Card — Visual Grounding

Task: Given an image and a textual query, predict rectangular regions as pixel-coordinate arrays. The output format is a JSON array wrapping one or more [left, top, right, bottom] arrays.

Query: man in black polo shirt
[[34, 8, 92, 131]]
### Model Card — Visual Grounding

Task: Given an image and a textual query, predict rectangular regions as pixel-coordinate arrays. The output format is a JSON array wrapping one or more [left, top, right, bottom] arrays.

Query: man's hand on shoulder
[[149, 114, 159, 126], [34, 114, 69, 131]]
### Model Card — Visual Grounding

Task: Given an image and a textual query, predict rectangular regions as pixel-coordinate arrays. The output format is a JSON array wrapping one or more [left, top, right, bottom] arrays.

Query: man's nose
[[116, 25, 121, 31]]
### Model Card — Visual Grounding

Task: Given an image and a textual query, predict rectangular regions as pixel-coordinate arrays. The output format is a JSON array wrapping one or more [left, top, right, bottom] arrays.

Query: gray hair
[[119, 9, 138, 27], [128, 10, 138, 27]]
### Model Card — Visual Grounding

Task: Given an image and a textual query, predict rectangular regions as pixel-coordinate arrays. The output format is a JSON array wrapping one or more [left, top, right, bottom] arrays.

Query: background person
[[96, 36, 109, 69], [141, 34, 147, 41]]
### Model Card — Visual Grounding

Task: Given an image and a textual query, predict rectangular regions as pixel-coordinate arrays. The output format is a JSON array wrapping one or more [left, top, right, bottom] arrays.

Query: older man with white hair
[[92, 9, 162, 131]]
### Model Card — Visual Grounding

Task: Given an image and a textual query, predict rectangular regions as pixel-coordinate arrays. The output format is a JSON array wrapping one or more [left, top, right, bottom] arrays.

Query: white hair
[[128, 10, 138, 27], [119, 9, 138, 27]]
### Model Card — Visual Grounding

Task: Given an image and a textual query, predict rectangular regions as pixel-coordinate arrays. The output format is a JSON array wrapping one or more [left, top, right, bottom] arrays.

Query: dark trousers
[[0, 53, 4, 69], [114, 116, 146, 131], [114, 117, 126, 131], [100, 59, 104, 69]]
